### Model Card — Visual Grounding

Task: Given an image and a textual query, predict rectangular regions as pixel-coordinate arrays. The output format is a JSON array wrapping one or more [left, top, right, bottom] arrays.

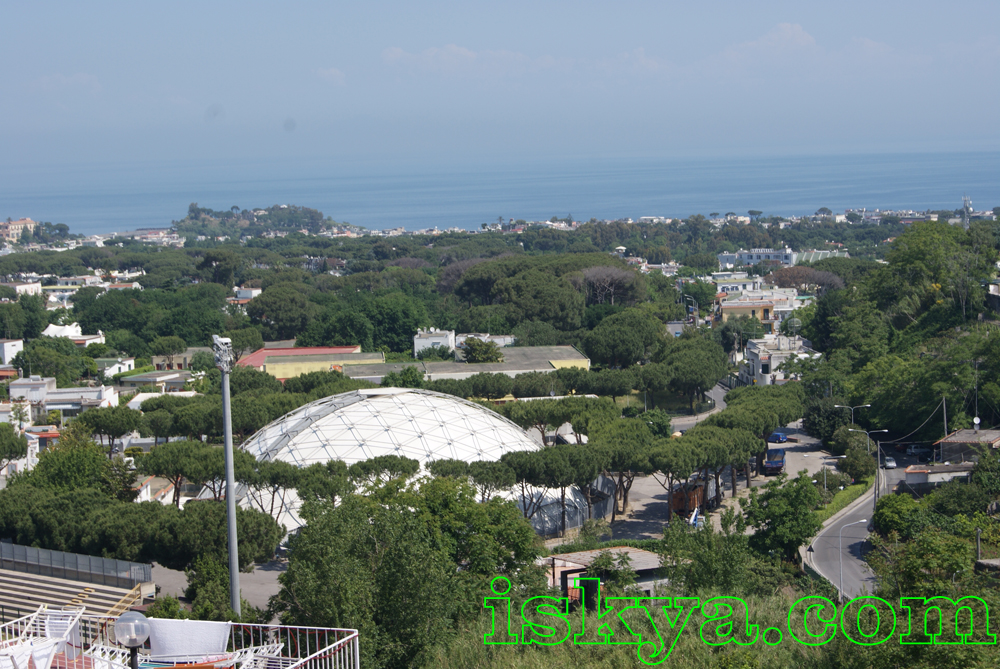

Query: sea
[[2, 151, 998, 236]]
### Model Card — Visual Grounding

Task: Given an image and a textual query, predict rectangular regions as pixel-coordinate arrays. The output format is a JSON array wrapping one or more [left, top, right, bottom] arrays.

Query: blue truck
[[764, 448, 786, 475]]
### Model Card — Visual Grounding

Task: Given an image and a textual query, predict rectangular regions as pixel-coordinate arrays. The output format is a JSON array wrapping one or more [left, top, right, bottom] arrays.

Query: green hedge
[[112, 365, 155, 381], [813, 475, 874, 526]]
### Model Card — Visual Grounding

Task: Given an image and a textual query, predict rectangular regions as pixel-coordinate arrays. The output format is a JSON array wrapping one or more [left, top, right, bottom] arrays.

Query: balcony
[[0, 605, 359, 669]]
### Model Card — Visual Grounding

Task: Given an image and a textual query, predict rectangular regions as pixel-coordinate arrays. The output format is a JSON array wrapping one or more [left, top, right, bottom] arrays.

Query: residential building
[[934, 428, 1000, 463], [95, 357, 136, 377], [456, 333, 516, 349], [712, 271, 763, 294], [119, 370, 191, 392], [720, 289, 803, 332], [234, 286, 263, 300], [902, 462, 976, 494], [40, 323, 106, 347], [1, 282, 42, 296], [0, 339, 22, 364], [106, 282, 142, 291], [0, 218, 37, 241], [413, 328, 456, 357], [56, 275, 102, 287], [8, 375, 117, 422], [151, 346, 212, 370], [738, 335, 818, 386], [237, 345, 380, 381], [717, 247, 850, 269]]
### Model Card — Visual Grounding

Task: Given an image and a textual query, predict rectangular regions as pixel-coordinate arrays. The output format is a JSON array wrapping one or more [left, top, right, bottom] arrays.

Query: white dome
[[238, 387, 541, 530]]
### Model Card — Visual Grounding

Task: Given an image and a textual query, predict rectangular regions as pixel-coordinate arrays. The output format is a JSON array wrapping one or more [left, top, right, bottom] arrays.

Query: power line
[[882, 397, 944, 444]]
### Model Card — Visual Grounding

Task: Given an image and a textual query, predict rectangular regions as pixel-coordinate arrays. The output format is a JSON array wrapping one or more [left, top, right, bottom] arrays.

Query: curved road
[[809, 460, 907, 600]]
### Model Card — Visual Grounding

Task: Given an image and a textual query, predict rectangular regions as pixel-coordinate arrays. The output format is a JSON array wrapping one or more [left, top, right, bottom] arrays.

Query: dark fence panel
[[0, 540, 151, 589]]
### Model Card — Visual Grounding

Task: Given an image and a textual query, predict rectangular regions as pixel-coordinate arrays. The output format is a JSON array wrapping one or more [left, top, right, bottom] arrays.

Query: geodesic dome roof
[[241, 387, 540, 469]]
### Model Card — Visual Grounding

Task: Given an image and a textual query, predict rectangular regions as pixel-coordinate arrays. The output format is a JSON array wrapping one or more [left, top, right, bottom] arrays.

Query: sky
[[3, 1, 999, 170]]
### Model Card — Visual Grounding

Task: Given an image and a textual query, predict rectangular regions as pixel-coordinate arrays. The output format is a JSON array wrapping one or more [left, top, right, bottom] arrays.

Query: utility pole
[[942, 395, 948, 437], [212, 334, 241, 617]]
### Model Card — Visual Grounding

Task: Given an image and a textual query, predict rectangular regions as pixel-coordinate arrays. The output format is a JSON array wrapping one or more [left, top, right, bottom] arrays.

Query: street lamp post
[[848, 428, 888, 455], [684, 295, 699, 325], [835, 404, 871, 425], [212, 334, 241, 617], [839, 518, 868, 604]]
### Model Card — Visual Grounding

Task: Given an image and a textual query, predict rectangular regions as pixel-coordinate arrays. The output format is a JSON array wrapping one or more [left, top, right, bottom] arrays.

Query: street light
[[114, 611, 150, 669], [839, 518, 868, 604], [835, 404, 871, 424], [212, 334, 241, 617], [684, 295, 699, 325], [848, 428, 888, 455]]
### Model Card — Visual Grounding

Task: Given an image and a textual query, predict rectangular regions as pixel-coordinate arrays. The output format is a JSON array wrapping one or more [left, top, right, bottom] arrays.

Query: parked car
[[883, 457, 897, 469], [907, 445, 931, 456], [917, 454, 933, 463], [768, 432, 788, 444]]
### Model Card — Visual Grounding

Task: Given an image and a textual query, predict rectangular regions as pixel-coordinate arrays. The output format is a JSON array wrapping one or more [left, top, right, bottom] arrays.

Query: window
[[761, 362, 770, 374]]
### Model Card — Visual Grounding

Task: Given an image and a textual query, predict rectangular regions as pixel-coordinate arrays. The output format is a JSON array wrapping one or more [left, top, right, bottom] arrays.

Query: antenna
[[786, 317, 802, 336]]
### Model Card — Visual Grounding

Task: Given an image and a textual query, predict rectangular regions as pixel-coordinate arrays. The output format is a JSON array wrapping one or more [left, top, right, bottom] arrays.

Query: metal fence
[[0, 541, 152, 589]]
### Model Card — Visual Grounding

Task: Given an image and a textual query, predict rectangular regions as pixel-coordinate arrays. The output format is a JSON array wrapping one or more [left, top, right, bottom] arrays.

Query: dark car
[[917, 454, 933, 463], [768, 432, 788, 444]]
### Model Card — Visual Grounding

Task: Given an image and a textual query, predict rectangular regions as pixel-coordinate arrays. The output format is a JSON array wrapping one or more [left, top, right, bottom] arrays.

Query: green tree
[[224, 327, 264, 360], [78, 405, 143, 457], [247, 286, 319, 340], [742, 472, 821, 560], [836, 447, 876, 481], [583, 308, 663, 367], [427, 459, 470, 479], [468, 460, 515, 503], [657, 335, 727, 411], [0, 423, 28, 472], [273, 496, 456, 669], [467, 372, 513, 399], [188, 350, 216, 371], [136, 440, 210, 506], [591, 418, 654, 522], [461, 337, 504, 363], [150, 336, 187, 368]]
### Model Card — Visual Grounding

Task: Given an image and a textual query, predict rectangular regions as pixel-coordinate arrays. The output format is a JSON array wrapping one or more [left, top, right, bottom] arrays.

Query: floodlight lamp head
[[212, 334, 235, 373]]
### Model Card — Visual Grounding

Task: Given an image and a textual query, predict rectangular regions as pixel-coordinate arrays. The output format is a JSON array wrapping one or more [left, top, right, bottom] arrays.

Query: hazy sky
[[4, 1, 999, 168]]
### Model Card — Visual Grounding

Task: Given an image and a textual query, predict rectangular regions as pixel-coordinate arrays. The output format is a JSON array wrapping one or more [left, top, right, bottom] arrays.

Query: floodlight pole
[[213, 334, 241, 617]]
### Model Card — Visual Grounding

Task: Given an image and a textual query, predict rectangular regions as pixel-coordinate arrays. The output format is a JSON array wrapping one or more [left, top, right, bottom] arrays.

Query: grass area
[[111, 365, 155, 381], [813, 475, 874, 526]]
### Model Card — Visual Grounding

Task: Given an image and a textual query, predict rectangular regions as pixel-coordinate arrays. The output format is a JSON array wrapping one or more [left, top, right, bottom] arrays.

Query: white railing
[[3, 609, 360, 669]]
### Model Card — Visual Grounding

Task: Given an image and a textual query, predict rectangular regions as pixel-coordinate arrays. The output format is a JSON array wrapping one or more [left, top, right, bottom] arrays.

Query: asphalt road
[[669, 384, 728, 432], [809, 454, 908, 601]]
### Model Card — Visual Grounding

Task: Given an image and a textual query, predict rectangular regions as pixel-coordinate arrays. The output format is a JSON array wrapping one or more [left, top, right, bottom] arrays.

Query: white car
[[883, 457, 897, 469]]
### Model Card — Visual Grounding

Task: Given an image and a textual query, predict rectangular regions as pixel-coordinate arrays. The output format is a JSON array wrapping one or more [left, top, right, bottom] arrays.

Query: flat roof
[[935, 429, 1000, 445], [905, 463, 975, 474], [239, 345, 363, 367], [547, 546, 661, 572]]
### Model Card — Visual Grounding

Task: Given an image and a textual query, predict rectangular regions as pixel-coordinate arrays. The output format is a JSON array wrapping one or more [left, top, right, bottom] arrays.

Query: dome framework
[[238, 387, 543, 530]]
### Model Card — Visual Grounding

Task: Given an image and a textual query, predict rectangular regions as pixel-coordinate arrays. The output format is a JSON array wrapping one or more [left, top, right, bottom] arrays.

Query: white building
[[41, 322, 106, 347], [738, 335, 819, 386], [7, 375, 117, 422], [456, 333, 517, 348], [95, 357, 136, 377], [56, 275, 103, 287], [234, 286, 263, 300], [413, 328, 456, 357], [0, 339, 22, 364], [1, 282, 43, 296], [712, 272, 763, 294]]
